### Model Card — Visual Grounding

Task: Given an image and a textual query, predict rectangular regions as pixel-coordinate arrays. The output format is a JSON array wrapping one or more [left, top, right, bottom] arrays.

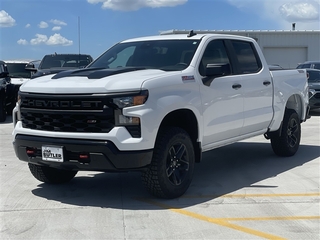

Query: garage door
[[263, 47, 307, 69]]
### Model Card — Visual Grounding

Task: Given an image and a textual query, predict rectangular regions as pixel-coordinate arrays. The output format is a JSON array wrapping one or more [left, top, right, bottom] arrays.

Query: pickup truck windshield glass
[[7, 63, 32, 78], [39, 55, 93, 70], [90, 40, 201, 71]]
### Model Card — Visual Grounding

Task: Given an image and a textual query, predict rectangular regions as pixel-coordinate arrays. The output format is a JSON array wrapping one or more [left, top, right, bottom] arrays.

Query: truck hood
[[10, 77, 30, 86], [20, 67, 176, 94]]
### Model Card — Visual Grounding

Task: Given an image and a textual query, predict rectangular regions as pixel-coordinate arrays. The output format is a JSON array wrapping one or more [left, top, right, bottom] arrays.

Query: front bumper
[[14, 134, 153, 171]]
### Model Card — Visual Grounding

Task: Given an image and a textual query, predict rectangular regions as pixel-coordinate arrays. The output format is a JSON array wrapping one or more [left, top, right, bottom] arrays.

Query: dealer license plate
[[42, 145, 64, 162]]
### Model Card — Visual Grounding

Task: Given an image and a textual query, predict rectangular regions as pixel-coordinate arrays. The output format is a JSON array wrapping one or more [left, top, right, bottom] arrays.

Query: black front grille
[[20, 93, 115, 133]]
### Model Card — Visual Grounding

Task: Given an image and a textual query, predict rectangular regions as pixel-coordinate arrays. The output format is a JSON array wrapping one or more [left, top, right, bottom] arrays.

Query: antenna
[[78, 16, 81, 54], [187, 30, 197, 37]]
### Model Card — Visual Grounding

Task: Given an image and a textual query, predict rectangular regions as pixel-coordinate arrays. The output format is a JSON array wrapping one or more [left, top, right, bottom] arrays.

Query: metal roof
[[160, 29, 320, 35]]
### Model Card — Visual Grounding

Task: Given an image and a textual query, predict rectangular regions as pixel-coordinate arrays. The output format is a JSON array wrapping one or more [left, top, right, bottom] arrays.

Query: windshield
[[39, 55, 93, 69], [89, 40, 201, 71], [6, 63, 32, 78], [308, 70, 320, 83]]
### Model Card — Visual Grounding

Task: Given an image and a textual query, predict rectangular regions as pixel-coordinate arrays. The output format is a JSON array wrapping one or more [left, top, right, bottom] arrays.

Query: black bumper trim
[[14, 134, 153, 171]]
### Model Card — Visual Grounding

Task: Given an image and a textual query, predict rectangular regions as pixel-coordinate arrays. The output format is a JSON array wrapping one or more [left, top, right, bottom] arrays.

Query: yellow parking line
[[221, 216, 320, 221], [139, 199, 287, 240], [182, 192, 320, 199]]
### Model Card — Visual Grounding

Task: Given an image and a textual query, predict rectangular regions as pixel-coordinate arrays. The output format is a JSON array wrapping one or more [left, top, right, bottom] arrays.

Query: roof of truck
[[4, 59, 35, 64], [121, 32, 253, 43]]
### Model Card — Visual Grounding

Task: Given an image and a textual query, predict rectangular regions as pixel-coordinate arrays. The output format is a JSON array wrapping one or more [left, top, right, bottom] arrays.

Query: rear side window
[[314, 63, 320, 69], [231, 40, 262, 74], [297, 64, 311, 69]]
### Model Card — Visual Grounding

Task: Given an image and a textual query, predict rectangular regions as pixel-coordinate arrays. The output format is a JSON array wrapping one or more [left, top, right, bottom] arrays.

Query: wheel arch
[[285, 93, 305, 121], [157, 109, 202, 162]]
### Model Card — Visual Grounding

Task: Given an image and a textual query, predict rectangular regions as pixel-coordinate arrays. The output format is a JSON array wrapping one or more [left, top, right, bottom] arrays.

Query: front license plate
[[42, 145, 64, 162]]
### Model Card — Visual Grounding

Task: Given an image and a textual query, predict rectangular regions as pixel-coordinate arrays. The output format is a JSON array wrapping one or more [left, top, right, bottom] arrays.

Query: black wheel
[[142, 127, 195, 199], [28, 163, 77, 184], [270, 109, 301, 157], [0, 95, 6, 122]]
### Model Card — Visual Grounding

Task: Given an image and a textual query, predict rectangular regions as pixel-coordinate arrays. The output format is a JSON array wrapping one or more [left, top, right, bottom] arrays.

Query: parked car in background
[[0, 60, 15, 122], [297, 61, 320, 70], [29, 53, 93, 79], [306, 69, 320, 110], [5, 60, 39, 104]]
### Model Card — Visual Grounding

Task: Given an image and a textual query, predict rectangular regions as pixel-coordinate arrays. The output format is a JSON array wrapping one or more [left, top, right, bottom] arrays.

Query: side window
[[231, 40, 261, 74], [199, 40, 230, 76], [313, 63, 320, 69], [0, 64, 5, 73]]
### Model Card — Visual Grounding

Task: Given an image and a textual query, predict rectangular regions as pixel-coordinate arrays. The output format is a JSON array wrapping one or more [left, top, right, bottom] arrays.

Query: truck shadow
[[31, 142, 319, 210]]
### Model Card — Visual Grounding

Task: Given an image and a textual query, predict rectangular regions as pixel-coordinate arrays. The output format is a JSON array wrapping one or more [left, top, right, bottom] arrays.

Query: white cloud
[[87, 0, 187, 11], [0, 10, 16, 27], [38, 21, 48, 28], [17, 39, 28, 45], [50, 19, 67, 26], [29, 33, 73, 46], [30, 34, 48, 45], [279, 2, 319, 21], [25, 23, 31, 28], [46, 33, 73, 46], [227, 0, 320, 30], [52, 26, 62, 31]]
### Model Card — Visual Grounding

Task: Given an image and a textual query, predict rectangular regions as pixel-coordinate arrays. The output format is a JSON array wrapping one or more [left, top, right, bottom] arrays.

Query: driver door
[[198, 39, 244, 149]]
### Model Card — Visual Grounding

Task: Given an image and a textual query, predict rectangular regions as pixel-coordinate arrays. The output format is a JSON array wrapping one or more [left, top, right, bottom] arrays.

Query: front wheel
[[28, 163, 77, 184], [270, 109, 301, 157], [141, 127, 195, 199]]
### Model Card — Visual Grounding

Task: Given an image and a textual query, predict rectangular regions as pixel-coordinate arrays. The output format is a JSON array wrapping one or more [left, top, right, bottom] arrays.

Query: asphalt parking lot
[[1, 113, 319, 240]]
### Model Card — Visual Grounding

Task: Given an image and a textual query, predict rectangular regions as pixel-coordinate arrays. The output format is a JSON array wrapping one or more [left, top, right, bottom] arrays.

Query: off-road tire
[[0, 95, 6, 122], [270, 109, 301, 157], [28, 163, 77, 184], [141, 127, 195, 199]]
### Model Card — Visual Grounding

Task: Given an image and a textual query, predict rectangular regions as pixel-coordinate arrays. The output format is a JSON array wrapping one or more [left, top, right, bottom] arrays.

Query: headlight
[[112, 90, 148, 127], [113, 94, 148, 109]]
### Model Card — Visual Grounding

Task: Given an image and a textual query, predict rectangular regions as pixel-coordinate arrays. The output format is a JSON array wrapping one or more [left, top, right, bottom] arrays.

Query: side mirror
[[25, 62, 37, 71], [205, 63, 231, 77]]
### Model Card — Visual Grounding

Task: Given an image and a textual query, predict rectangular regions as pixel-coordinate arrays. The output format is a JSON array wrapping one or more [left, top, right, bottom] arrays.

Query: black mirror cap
[[205, 63, 231, 77], [25, 62, 37, 71]]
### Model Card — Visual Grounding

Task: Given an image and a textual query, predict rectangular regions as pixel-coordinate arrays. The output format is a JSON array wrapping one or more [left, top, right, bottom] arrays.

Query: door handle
[[263, 80, 271, 86], [232, 84, 241, 90]]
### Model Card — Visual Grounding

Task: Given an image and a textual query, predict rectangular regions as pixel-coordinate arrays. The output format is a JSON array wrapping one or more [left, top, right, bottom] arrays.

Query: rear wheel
[[142, 127, 195, 198], [28, 163, 77, 184], [270, 109, 301, 157]]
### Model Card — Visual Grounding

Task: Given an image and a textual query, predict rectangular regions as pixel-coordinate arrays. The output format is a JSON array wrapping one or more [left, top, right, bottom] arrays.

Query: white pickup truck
[[12, 32, 309, 198]]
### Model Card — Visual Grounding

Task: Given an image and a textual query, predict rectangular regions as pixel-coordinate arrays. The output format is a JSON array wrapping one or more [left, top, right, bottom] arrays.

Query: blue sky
[[1, 0, 319, 61]]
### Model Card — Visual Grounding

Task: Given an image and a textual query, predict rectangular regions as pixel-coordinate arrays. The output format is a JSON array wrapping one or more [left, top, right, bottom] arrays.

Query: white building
[[161, 29, 320, 69]]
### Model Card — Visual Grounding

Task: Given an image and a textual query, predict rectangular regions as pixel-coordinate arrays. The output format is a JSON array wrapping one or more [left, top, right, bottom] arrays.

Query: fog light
[[118, 115, 140, 124]]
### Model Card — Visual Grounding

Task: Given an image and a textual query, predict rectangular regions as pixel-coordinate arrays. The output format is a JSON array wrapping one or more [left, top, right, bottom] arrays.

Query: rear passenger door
[[229, 40, 273, 136]]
